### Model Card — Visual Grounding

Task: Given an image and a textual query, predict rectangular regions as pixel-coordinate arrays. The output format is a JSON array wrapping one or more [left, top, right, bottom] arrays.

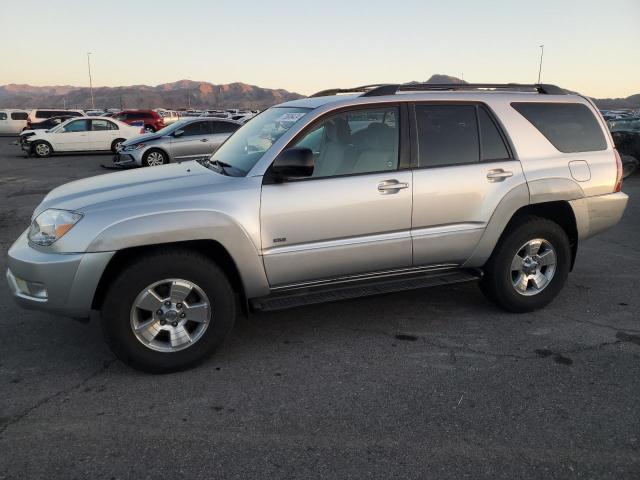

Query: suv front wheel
[[480, 216, 571, 313], [101, 249, 236, 373]]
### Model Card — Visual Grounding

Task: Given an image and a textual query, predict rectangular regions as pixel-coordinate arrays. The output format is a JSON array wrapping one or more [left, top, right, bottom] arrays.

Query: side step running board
[[250, 269, 482, 312]]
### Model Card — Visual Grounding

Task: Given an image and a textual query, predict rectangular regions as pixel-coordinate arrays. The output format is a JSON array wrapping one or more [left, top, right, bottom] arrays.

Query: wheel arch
[[92, 239, 246, 312]]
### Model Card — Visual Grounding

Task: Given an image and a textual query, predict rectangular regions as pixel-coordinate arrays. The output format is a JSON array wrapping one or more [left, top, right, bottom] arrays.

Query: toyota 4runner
[[6, 83, 628, 372]]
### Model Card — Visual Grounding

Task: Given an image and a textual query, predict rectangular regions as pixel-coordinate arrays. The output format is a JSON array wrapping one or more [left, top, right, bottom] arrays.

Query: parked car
[[27, 109, 85, 123], [85, 110, 106, 116], [155, 109, 181, 125], [608, 118, 640, 176], [6, 83, 628, 373], [24, 115, 79, 131], [20, 117, 143, 157], [0, 109, 29, 135], [115, 117, 241, 167], [113, 110, 165, 133]]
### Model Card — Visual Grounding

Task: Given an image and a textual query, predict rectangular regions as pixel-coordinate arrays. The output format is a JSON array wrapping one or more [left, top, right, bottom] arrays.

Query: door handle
[[486, 169, 513, 182], [378, 179, 409, 194], [200, 138, 208, 142]]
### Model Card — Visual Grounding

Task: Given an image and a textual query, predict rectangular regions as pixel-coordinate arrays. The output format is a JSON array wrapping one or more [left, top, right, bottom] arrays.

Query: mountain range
[[0, 75, 637, 110]]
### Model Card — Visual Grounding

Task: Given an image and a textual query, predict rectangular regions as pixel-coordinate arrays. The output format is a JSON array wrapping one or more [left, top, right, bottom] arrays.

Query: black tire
[[480, 215, 571, 313], [111, 138, 126, 153], [142, 148, 168, 167], [32, 140, 52, 158], [144, 125, 155, 133], [101, 248, 236, 373]]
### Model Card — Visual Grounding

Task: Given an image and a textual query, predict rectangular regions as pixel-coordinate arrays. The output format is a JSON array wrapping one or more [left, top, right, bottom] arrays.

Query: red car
[[113, 110, 165, 133]]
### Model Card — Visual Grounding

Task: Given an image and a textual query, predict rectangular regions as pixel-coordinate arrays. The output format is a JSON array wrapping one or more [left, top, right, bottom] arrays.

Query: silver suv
[[6, 83, 628, 372]]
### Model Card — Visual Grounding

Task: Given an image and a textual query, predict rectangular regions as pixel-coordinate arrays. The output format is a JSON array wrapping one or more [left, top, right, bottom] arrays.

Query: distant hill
[[0, 76, 637, 110], [0, 80, 304, 110]]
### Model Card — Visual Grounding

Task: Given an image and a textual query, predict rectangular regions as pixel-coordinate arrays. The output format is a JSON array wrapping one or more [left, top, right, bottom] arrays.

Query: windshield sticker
[[276, 112, 306, 123]]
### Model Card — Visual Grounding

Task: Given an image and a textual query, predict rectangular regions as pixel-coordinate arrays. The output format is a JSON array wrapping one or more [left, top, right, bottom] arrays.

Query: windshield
[[207, 106, 311, 175], [48, 119, 73, 133]]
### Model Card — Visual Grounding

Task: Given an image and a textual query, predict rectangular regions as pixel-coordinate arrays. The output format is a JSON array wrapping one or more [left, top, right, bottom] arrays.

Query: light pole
[[86, 52, 95, 109], [537, 45, 544, 84]]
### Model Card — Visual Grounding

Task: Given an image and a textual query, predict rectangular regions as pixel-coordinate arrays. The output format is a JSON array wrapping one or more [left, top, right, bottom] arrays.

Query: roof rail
[[309, 84, 397, 98], [309, 83, 566, 98]]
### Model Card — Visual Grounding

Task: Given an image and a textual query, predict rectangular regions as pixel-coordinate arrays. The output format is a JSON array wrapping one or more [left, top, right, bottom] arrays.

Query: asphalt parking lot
[[0, 136, 638, 479]]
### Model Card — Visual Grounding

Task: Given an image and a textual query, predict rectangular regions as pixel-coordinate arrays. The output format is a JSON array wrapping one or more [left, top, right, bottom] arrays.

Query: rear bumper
[[570, 192, 629, 241], [6, 230, 114, 318]]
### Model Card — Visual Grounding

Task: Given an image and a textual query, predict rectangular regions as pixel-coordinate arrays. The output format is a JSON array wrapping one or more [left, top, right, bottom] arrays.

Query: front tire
[[480, 215, 571, 313], [111, 138, 126, 153], [101, 249, 236, 373], [32, 141, 52, 158], [144, 125, 155, 133], [142, 149, 168, 167]]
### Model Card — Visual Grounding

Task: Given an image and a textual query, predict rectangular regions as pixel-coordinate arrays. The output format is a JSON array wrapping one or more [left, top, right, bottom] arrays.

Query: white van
[[0, 110, 29, 135]]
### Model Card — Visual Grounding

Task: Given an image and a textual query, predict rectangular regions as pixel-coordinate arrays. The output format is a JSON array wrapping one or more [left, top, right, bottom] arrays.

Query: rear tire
[[142, 149, 168, 167], [101, 249, 236, 373], [32, 141, 52, 158], [111, 138, 126, 153], [480, 215, 571, 313]]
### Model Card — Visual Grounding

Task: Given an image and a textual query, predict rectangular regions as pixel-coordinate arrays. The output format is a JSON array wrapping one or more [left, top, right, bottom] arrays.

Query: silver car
[[115, 117, 241, 167], [6, 83, 629, 372]]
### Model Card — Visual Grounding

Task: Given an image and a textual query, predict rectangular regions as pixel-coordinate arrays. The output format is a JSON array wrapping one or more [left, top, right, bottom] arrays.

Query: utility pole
[[87, 52, 95, 109], [537, 45, 544, 84]]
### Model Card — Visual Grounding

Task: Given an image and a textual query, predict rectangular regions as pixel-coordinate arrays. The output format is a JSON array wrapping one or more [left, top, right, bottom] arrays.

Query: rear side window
[[511, 102, 606, 153], [0, 112, 7, 120], [36, 110, 53, 118], [415, 105, 479, 167], [91, 119, 117, 131], [11, 112, 28, 120]]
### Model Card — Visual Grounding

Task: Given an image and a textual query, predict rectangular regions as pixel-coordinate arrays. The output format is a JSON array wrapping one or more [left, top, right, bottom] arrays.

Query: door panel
[[411, 160, 525, 266], [170, 121, 211, 159], [261, 171, 413, 286], [52, 119, 90, 151]]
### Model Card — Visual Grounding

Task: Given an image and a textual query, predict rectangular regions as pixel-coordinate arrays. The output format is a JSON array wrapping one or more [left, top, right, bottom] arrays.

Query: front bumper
[[113, 152, 140, 167], [570, 191, 629, 241], [6, 230, 114, 318]]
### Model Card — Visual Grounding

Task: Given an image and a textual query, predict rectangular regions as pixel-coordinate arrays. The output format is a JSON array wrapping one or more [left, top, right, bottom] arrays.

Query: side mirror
[[271, 147, 314, 180]]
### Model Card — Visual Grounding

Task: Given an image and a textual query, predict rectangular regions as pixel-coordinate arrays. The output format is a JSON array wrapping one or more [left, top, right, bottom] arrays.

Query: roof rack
[[309, 83, 566, 98]]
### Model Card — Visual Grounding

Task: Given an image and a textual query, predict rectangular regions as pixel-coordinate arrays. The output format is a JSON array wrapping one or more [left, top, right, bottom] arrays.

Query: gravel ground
[[0, 137, 639, 479]]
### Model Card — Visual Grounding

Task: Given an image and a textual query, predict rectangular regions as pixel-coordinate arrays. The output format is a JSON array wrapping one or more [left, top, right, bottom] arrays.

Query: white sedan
[[20, 117, 144, 157]]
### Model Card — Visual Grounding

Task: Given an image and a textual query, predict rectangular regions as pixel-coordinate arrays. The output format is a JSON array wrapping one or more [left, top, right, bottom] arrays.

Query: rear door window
[[511, 102, 607, 153], [181, 121, 209, 136], [11, 112, 28, 120], [478, 107, 510, 160], [415, 105, 479, 167], [212, 121, 240, 134], [91, 119, 117, 131]]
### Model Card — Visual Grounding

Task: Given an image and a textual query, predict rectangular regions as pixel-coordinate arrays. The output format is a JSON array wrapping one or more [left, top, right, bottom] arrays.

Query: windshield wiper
[[209, 159, 231, 175]]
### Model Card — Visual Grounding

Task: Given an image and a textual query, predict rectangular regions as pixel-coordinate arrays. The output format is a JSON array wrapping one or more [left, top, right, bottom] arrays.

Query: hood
[[122, 131, 165, 146], [36, 161, 228, 214]]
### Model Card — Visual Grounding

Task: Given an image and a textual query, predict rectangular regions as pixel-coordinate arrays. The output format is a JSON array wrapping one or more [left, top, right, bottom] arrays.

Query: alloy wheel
[[510, 238, 557, 296], [130, 278, 211, 352]]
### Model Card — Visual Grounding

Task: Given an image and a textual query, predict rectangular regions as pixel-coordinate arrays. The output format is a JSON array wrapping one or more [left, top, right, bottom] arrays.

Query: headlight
[[124, 143, 146, 151], [28, 209, 83, 246]]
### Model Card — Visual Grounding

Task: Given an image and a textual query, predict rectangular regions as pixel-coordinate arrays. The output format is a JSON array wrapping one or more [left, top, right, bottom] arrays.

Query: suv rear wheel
[[101, 249, 236, 373], [480, 215, 571, 312]]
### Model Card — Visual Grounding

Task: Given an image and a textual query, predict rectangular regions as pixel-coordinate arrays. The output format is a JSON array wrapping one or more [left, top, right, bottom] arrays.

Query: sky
[[1, 0, 639, 98]]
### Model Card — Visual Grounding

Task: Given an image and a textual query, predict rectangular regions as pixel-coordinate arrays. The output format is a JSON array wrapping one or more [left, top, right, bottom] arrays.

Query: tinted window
[[11, 112, 28, 120], [181, 121, 209, 136], [91, 119, 117, 131], [479, 107, 509, 160], [291, 107, 399, 178], [0, 112, 7, 120], [63, 120, 89, 132], [415, 105, 479, 167], [212, 121, 240, 134], [36, 110, 53, 118], [512, 102, 606, 153]]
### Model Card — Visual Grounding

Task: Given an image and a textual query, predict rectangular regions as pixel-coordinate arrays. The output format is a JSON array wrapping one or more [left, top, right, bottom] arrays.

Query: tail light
[[614, 148, 623, 193]]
